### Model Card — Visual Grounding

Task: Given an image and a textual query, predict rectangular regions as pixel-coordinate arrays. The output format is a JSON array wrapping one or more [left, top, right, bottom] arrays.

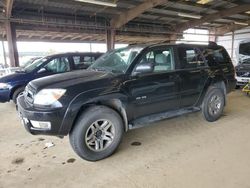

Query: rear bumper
[[16, 95, 66, 136], [0, 89, 11, 102]]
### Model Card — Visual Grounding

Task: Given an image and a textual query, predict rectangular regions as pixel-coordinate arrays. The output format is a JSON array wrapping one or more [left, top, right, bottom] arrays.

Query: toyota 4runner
[[17, 43, 236, 161]]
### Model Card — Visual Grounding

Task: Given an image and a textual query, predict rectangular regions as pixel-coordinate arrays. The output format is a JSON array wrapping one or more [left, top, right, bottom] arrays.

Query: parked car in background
[[235, 40, 250, 87], [17, 43, 236, 161], [21, 57, 43, 68], [0, 52, 103, 103], [0, 57, 42, 76]]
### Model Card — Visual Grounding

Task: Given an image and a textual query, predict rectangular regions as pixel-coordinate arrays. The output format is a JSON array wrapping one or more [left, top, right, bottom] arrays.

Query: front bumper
[[236, 76, 250, 86], [16, 95, 66, 136], [0, 89, 11, 102]]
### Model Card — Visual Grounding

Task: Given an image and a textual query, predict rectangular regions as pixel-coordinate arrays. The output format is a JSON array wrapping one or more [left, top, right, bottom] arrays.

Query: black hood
[[30, 70, 114, 91]]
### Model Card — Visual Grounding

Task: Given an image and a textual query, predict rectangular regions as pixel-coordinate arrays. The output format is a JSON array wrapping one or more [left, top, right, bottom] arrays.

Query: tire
[[202, 87, 225, 122], [69, 106, 124, 161], [235, 85, 240, 89], [12, 87, 25, 104]]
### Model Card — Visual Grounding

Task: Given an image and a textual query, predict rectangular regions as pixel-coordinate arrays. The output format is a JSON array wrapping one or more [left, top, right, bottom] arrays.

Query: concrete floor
[[0, 90, 250, 188]]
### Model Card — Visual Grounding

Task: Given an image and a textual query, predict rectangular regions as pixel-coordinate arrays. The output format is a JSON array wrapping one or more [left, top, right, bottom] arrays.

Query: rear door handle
[[190, 70, 201, 73]]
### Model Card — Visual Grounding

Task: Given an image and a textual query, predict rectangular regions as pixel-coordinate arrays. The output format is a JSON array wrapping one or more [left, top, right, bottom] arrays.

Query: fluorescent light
[[75, 0, 117, 7], [178, 13, 201, 19], [245, 11, 250, 14], [234, 21, 248, 26], [197, 0, 213, 4]]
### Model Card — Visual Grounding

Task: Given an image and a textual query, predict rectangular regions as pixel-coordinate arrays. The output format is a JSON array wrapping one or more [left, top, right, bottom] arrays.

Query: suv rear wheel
[[202, 87, 225, 122], [69, 106, 124, 161]]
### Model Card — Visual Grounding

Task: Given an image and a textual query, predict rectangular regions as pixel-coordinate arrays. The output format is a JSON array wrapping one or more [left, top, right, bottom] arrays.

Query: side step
[[129, 107, 200, 130]]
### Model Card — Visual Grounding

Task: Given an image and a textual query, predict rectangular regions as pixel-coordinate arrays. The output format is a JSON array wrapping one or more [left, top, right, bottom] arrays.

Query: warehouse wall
[[217, 27, 250, 65]]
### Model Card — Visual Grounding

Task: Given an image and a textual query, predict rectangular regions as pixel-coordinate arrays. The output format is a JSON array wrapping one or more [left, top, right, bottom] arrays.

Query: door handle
[[190, 70, 201, 73]]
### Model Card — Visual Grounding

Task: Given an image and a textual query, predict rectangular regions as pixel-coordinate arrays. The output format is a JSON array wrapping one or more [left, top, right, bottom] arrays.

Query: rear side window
[[178, 47, 206, 69], [73, 55, 96, 70], [203, 47, 231, 65]]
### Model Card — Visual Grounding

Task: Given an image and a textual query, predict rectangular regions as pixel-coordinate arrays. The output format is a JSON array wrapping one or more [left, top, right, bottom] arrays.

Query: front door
[[36, 56, 71, 78], [124, 46, 180, 119]]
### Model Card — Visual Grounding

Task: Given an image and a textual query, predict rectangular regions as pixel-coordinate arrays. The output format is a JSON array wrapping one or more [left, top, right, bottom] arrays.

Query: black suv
[[17, 43, 236, 161]]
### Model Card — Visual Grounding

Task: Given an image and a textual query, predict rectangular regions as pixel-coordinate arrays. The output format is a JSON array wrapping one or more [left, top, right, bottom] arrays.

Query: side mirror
[[37, 67, 47, 74], [133, 63, 153, 76]]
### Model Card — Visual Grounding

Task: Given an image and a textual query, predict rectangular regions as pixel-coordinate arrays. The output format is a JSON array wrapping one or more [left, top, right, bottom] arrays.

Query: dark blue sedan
[[0, 52, 103, 103]]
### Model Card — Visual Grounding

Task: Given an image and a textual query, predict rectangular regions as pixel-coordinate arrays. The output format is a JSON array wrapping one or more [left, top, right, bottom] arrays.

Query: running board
[[129, 107, 200, 130]]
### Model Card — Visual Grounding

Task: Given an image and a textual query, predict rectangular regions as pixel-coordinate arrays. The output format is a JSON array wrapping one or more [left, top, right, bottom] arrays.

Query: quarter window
[[73, 55, 96, 70], [178, 47, 206, 69]]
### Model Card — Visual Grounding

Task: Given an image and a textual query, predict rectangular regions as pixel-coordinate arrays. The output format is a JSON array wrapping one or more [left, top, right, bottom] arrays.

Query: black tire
[[12, 87, 25, 104], [235, 85, 240, 89], [69, 106, 124, 161], [202, 87, 225, 122]]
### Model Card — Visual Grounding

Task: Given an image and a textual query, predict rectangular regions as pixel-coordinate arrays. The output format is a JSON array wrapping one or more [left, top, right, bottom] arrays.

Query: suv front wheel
[[69, 106, 124, 161], [202, 87, 225, 122]]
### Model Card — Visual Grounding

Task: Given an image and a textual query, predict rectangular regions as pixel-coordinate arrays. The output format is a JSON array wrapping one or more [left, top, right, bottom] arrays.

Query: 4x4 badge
[[136, 96, 147, 100]]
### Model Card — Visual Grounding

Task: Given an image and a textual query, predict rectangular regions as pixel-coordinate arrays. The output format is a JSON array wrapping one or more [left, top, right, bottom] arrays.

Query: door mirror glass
[[133, 63, 153, 75], [37, 67, 47, 74]]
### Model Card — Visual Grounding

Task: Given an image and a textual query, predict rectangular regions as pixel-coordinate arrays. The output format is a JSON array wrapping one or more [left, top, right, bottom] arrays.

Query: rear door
[[124, 46, 181, 119], [177, 46, 209, 107]]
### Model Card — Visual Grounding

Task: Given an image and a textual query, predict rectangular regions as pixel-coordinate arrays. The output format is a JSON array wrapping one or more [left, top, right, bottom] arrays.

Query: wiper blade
[[15, 69, 26, 73]]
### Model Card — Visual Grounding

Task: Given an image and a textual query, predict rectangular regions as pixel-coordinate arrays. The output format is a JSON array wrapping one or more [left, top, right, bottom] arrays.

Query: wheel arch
[[10, 85, 25, 100], [196, 78, 227, 107], [60, 93, 129, 135]]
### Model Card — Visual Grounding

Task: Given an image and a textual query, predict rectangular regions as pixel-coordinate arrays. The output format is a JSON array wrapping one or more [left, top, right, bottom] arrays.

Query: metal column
[[106, 29, 115, 51], [231, 31, 235, 59], [5, 21, 19, 67], [1, 41, 7, 67]]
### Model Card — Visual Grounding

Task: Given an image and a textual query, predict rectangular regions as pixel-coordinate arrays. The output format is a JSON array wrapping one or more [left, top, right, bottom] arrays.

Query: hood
[[30, 70, 115, 91], [0, 72, 27, 83]]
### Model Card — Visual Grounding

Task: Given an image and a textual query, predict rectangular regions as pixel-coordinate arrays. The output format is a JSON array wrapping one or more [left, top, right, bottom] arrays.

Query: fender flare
[[58, 89, 129, 135]]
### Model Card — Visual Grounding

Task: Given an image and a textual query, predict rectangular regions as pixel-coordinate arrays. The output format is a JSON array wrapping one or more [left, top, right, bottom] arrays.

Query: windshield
[[239, 42, 250, 64], [22, 57, 41, 68], [89, 46, 144, 73], [24, 57, 48, 73]]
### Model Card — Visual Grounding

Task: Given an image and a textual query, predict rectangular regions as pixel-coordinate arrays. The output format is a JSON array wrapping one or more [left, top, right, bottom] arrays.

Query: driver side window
[[136, 48, 174, 74]]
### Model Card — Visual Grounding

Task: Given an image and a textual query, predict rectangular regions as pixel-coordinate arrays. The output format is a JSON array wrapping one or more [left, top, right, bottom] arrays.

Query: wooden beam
[[5, 0, 14, 18], [215, 22, 250, 35], [111, 0, 168, 29], [174, 4, 250, 33]]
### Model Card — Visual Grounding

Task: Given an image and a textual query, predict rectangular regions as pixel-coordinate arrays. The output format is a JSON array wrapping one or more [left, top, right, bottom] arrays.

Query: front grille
[[236, 71, 250, 77]]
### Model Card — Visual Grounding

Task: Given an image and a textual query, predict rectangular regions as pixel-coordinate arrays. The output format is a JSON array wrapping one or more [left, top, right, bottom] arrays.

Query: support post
[[209, 29, 217, 42], [169, 34, 177, 44], [231, 31, 235, 59], [106, 29, 115, 51], [5, 21, 19, 67], [1, 41, 7, 68]]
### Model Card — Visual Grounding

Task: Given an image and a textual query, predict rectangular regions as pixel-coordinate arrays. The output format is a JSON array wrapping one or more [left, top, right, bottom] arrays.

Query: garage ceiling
[[0, 0, 250, 43]]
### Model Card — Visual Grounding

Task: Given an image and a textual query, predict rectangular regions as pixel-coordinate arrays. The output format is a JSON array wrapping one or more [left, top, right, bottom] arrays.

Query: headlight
[[34, 89, 66, 106], [0, 83, 11, 90]]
